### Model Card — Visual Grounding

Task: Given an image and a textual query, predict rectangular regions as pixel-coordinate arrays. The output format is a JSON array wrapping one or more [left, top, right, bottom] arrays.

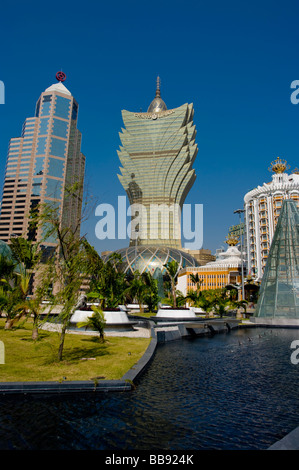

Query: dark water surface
[[1, 327, 299, 450]]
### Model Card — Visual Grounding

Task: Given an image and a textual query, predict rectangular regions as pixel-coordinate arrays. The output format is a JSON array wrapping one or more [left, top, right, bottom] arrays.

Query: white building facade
[[244, 158, 299, 280]]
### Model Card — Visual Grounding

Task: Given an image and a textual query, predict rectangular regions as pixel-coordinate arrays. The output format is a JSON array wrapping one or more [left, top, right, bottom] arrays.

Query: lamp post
[[234, 209, 245, 301]]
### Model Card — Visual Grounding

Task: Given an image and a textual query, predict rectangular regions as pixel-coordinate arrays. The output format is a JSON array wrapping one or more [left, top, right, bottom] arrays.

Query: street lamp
[[234, 209, 245, 301]]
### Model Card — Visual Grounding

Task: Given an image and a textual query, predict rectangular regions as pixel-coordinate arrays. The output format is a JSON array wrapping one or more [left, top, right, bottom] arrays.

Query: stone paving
[[40, 322, 151, 338]]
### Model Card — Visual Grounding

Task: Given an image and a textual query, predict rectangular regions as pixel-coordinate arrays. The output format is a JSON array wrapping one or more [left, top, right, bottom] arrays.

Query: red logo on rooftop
[[56, 71, 66, 82]]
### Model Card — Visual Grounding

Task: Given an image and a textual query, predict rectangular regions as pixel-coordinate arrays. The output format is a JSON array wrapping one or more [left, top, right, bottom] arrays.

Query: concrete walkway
[[40, 322, 152, 338]]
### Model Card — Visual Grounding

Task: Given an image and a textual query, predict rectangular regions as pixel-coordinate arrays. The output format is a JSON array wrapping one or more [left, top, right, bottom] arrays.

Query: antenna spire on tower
[[156, 76, 161, 97]]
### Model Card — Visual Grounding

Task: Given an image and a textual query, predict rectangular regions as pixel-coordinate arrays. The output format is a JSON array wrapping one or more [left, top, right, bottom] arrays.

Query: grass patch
[[0, 319, 151, 382], [128, 312, 156, 319]]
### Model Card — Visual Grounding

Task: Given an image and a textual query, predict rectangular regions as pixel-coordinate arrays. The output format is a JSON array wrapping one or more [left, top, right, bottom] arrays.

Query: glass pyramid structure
[[254, 199, 299, 319]]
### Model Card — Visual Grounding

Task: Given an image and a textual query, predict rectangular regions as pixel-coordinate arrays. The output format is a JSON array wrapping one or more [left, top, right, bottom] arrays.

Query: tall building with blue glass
[[0, 77, 85, 254]]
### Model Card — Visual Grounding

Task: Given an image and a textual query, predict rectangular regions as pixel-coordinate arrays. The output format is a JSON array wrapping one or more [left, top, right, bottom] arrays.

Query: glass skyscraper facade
[[117, 78, 197, 249], [0, 79, 85, 253], [111, 78, 199, 275]]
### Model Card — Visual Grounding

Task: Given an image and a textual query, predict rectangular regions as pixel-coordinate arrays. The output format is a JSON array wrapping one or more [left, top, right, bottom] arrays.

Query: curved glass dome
[[106, 245, 198, 276], [0, 240, 13, 260], [147, 76, 167, 114], [147, 97, 167, 114]]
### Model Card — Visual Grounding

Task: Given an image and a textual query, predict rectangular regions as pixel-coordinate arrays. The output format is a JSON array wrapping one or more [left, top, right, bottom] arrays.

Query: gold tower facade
[[117, 78, 198, 248]]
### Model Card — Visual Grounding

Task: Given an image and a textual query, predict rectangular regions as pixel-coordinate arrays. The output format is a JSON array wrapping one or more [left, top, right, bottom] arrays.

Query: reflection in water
[[1, 328, 299, 450]]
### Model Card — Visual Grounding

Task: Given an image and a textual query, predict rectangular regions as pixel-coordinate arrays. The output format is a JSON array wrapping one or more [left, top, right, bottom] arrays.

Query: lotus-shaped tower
[[117, 77, 198, 249]]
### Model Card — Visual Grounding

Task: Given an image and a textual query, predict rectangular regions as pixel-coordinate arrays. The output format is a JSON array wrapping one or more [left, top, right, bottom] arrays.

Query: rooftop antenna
[[156, 76, 161, 97], [56, 70, 66, 82]]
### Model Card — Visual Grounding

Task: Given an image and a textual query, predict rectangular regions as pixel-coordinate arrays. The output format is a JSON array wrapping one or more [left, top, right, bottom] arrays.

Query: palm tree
[[0, 284, 23, 329], [0, 254, 25, 329], [234, 299, 248, 317], [124, 271, 148, 313], [163, 260, 179, 308], [8, 237, 46, 337], [141, 272, 160, 312], [212, 296, 232, 318], [186, 288, 213, 314], [189, 273, 203, 292], [87, 253, 128, 309], [210, 289, 233, 318], [77, 305, 106, 342], [0, 254, 17, 282], [176, 290, 187, 307]]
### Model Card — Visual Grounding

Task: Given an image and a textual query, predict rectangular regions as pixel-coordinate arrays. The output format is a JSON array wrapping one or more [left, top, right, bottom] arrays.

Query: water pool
[[1, 327, 299, 450]]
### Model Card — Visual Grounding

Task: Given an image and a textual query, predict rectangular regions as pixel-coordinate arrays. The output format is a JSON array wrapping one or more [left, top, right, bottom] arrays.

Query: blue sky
[[0, 0, 299, 255]]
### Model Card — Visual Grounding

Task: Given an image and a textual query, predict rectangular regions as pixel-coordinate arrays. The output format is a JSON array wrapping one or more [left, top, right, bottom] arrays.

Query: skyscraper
[[252, 200, 299, 324], [244, 158, 299, 280], [0, 73, 85, 254], [117, 77, 197, 249], [109, 78, 200, 276]]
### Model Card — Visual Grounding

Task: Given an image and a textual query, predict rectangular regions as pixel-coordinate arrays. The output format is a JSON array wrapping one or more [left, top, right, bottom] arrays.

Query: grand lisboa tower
[[108, 78, 199, 277]]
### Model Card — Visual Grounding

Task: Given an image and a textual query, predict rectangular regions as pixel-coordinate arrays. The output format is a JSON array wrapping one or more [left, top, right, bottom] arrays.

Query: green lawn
[[128, 312, 156, 319], [0, 319, 151, 382]]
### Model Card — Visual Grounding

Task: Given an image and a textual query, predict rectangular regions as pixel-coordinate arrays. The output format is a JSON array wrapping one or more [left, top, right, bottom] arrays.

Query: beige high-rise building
[[244, 158, 299, 280], [0, 74, 85, 256]]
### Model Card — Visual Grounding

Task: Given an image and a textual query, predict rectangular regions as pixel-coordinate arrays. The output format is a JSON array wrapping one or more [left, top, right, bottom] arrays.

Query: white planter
[[156, 308, 197, 319], [71, 309, 131, 325]]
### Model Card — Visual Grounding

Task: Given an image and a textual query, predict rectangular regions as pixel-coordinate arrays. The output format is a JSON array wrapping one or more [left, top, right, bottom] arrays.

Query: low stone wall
[[0, 319, 239, 394], [250, 317, 299, 327], [268, 426, 299, 450], [0, 321, 158, 395], [154, 320, 240, 343], [122, 323, 157, 383], [0, 379, 132, 394]]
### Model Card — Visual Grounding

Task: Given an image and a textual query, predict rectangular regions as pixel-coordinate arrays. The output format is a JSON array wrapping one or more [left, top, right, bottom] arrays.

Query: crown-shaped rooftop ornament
[[268, 157, 290, 174], [292, 167, 299, 174], [225, 234, 239, 246]]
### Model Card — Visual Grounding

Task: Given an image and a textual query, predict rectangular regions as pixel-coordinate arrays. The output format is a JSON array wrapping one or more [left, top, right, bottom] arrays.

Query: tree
[[124, 271, 148, 313], [0, 253, 27, 329], [8, 236, 48, 338], [87, 253, 128, 309], [234, 299, 248, 317], [186, 288, 213, 314], [0, 254, 16, 282], [0, 283, 23, 329], [30, 183, 94, 361], [163, 260, 179, 308], [141, 271, 160, 312], [20, 268, 54, 340], [175, 290, 187, 307], [77, 305, 106, 342], [189, 273, 203, 292], [210, 289, 233, 318]]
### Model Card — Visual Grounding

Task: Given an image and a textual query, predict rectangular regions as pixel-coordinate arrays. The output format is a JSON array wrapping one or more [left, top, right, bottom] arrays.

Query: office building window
[[34, 157, 45, 175], [48, 158, 65, 178], [52, 119, 69, 138], [45, 178, 63, 199], [54, 96, 71, 119], [36, 137, 47, 155], [50, 138, 67, 158], [39, 118, 50, 135], [32, 178, 42, 197]]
